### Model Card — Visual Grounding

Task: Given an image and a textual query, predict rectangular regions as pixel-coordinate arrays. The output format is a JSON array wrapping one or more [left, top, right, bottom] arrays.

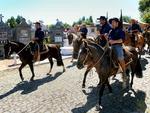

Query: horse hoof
[[63, 69, 66, 72], [82, 85, 85, 88], [30, 78, 34, 82], [47, 73, 51, 75], [95, 104, 103, 111], [21, 78, 24, 81]]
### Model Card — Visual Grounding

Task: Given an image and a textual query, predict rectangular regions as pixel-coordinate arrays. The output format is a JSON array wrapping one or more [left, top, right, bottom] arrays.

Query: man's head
[[34, 22, 41, 29], [131, 19, 137, 24], [109, 18, 120, 29], [97, 16, 107, 25]]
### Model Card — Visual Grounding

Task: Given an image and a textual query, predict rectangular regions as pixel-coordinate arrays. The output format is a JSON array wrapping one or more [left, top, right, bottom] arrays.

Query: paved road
[[0, 54, 150, 113]]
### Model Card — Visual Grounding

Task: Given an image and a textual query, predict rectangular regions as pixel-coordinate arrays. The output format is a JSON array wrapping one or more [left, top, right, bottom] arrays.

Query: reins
[[15, 41, 31, 55], [83, 45, 108, 71]]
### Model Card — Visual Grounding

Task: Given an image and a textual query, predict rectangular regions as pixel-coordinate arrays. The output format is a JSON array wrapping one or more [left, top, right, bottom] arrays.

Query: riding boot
[[119, 60, 127, 89], [33, 51, 38, 62]]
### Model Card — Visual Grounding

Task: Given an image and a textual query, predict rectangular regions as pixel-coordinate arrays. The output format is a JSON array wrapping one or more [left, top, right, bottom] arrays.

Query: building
[[49, 19, 65, 46], [0, 14, 13, 59]]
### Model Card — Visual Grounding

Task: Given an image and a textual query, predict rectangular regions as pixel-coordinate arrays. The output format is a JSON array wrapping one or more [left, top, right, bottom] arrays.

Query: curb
[[0, 56, 72, 72]]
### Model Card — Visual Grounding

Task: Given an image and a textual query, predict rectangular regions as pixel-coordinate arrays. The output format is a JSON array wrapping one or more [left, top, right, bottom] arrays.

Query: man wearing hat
[[31, 22, 45, 61], [128, 19, 142, 46], [109, 17, 127, 88], [97, 16, 111, 47]]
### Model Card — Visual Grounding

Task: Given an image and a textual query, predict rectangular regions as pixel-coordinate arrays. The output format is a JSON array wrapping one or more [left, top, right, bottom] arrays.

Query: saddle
[[110, 47, 133, 74], [33, 44, 49, 62]]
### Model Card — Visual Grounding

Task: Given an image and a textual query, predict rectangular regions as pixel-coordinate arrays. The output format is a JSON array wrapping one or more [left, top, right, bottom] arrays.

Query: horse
[[67, 33, 97, 88], [143, 30, 150, 53], [4, 41, 65, 82], [76, 39, 142, 110], [124, 31, 145, 58]]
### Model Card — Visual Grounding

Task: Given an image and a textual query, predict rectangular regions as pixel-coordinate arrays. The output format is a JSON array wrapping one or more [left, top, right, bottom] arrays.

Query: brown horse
[[143, 30, 150, 53], [4, 41, 65, 82], [76, 40, 142, 110], [124, 32, 145, 58]]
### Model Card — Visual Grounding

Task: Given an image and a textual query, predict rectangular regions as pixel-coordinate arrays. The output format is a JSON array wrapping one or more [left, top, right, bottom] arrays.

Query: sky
[[0, 0, 140, 25]]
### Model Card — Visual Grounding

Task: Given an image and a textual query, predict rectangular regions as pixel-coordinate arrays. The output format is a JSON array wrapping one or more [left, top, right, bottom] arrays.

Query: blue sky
[[0, 0, 140, 25]]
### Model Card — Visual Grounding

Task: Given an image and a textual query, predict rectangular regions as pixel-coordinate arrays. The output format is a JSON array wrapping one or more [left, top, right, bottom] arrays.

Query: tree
[[63, 23, 71, 29], [139, 0, 150, 23], [122, 16, 131, 23], [73, 16, 94, 26], [89, 16, 93, 23], [16, 15, 23, 24], [6, 16, 17, 28], [82, 16, 85, 21]]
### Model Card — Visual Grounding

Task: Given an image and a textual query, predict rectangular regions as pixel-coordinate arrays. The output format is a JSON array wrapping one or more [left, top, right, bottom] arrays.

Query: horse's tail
[[135, 58, 143, 78], [55, 45, 64, 66]]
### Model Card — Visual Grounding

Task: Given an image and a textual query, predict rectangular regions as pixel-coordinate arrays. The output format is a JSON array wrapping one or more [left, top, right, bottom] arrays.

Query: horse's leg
[[130, 72, 134, 88], [96, 83, 105, 111], [19, 63, 27, 81], [126, 69, 130, 88], [138, 47, 141, 59], [61, 61, 65, 73], [82, 69, 90, 88], [130, 65, 135, 88], [106, 79, 112, 93], [28, 63, 35, 81], [47, 57, 53, 75]]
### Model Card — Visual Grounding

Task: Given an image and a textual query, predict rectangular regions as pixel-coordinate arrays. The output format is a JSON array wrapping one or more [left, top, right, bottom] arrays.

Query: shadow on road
[[0, 72, 63, 99], [71, 79, 147, 113], [140, 58, 148, 71], [66, 61, 77, 68]]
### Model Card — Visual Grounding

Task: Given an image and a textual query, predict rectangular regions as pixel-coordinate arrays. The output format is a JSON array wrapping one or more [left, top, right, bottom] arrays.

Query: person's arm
[[32, 31, 44, 41], [109, 39, 123, 45]]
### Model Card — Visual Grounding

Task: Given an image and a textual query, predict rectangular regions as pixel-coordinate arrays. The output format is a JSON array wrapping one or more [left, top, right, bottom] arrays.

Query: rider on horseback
[[31, 22, 45, 61], [128, 19, 142, 46], [109, 18, 128, 88], [97, 16, 111, 47]]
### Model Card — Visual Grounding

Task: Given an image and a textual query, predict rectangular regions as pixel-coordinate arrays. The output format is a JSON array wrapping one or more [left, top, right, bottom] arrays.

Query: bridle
[[81, 45, 107, 71], [8, 41, 31, 55]]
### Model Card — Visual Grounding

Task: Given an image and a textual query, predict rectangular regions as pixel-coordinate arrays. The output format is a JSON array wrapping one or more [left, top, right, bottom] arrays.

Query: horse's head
[[4, 40, 19, 59], [67, 33, 74, 45], [77, 41, 89, 69], [77, 39, 104, 69]]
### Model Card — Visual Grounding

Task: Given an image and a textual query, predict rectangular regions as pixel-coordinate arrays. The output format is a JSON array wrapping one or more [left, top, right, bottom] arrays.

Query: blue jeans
[[112, 44, 124, 60]]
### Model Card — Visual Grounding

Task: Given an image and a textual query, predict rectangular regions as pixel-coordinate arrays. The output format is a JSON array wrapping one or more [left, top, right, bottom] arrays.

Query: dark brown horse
[[67, 33, 97, 88], [76, 40, 142, 110], [4, 41, 65, 82]]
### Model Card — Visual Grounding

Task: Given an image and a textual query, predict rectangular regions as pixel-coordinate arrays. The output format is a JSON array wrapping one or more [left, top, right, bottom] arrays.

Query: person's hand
[[109, 40, 115, 45], [32, 37, 38, 41]]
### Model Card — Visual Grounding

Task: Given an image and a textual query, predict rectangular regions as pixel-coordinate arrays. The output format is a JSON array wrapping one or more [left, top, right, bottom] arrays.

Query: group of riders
[[67, 16, 147, 76], [31, 16, 147, 74]]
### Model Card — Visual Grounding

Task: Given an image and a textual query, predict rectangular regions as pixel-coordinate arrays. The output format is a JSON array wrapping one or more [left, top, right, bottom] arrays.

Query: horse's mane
[[10, 41, 26, 47], [84, 39, 104, 53]]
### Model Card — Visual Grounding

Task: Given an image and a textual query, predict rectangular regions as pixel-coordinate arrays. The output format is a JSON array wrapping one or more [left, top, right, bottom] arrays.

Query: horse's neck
[[13, 43, 26, 54], [72, 33, 79, 39], [89, 44, 104, 62]]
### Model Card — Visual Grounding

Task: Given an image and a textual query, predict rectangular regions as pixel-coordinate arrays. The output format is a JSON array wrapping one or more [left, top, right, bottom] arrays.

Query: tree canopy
[[139, 0, 150, 23], [6, 15, 24, 28], [73, 16, 94, 26]]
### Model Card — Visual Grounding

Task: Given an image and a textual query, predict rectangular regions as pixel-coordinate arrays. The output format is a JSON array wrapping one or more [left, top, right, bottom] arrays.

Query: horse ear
[[83, 40, 88, 47], [6, 40, 10, 44]]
